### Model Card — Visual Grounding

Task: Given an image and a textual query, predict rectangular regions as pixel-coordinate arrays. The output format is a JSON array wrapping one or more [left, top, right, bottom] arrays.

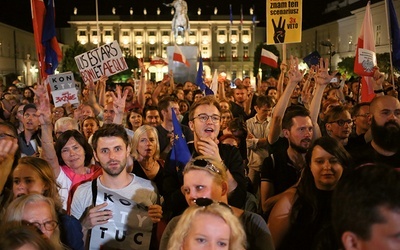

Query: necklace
[[139, 160, 156, 171]]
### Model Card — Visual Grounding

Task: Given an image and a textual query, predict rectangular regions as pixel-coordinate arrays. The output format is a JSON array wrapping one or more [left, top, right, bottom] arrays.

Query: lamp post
[[320, 40, 335, 71]]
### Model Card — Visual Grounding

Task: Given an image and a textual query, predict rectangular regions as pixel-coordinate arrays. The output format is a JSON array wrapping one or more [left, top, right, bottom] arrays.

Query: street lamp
[[320, 40, 336, 71]]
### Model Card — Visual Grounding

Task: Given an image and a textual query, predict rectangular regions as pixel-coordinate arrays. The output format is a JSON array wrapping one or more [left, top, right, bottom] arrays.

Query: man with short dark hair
[[230, 85, 250, 120], [71, 124, 162, 249], [332, 164, 400, 250], [156, 96, 193, 159], [143, 106, 161, 127], [18, 103, 41, 156]]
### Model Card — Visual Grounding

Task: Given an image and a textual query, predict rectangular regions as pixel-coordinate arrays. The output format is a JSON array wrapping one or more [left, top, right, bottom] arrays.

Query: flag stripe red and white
[[261, 49, 278, 68], [173, 44, 190, 67], [354, 1, 376, 102]]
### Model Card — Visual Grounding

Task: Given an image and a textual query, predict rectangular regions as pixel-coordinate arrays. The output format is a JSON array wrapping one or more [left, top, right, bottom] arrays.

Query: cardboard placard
[[47, 72, 79, 107]]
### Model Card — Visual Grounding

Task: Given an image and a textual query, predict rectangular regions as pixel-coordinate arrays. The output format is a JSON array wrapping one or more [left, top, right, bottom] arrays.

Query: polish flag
[[261, 49, 278, 68], [173, 44, 190, 67], [354, 2, 376, 102]]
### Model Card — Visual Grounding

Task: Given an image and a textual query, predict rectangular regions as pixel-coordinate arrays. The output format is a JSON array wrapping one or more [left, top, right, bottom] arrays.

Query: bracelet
[[374, 89, 384, 93]]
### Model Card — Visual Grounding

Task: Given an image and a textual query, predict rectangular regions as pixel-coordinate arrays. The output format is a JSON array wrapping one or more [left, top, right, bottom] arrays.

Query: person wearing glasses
[[323, 104, 369, 153], [350, 102, 371, 138], [161, 156, 273, 250], [2, 157, 84, 250], [163, 96, 247, 218], [3, 194, 64, 250], [167, 198, 247, 250]]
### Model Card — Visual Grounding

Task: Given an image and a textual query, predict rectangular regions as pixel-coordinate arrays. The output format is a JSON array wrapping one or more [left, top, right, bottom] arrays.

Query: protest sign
[[266, 0, 302, 44], [74, 41, 128, 83], [47, 72, 79, 107], [88, 187, 154, 250]]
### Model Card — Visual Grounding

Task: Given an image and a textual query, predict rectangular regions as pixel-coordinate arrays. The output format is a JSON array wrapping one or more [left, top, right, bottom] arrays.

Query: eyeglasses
[[52, 110, 64, 115], [328, 119, 353, 126], [23, 220, 59, 231], [0, 133, 16, 139], [190, 159, 221, 174], [192, 114, 220, 124], [194, 197, 232, 212]]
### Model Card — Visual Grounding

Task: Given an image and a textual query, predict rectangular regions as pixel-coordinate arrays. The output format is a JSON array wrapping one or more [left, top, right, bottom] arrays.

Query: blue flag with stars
[[388, 0, 400, 71], [195, 55, 214, 95], [303, 51, 321, 68], [170, 108, 191, 168]]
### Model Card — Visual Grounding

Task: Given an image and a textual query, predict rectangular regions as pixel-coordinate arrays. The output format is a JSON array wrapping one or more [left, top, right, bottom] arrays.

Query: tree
[[253, 43, 281, 80], [109, 55, 139, 83], [61, 42, 92, 82]]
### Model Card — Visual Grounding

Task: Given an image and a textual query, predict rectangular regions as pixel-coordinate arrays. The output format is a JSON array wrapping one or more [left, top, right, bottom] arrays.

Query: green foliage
[[61, 42, 92, 82], [253, 43, 281, 80], [110, 55, 139, 83], [337, 53, 399, 79]]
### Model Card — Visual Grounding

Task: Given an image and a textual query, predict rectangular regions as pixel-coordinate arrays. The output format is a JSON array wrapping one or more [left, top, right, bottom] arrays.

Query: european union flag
[[195, 55, 214, 95], [303, 51, 321, 68], [170, 108, 191, 168], [229, 5, 233, 25], [388, 0, 400, 71]]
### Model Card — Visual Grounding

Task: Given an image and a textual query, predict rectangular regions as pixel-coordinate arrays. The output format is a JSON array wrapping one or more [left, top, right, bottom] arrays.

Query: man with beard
[[260, 106, 313, 215], [18, 103, 41, 156], [351, 95, 400, 169], [230, 85, 251, 120], [70, 124, 163, 249]]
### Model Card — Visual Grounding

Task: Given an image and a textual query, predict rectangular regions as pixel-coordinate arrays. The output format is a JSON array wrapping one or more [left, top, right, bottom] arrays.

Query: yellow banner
[[266, 0, 302, 44]]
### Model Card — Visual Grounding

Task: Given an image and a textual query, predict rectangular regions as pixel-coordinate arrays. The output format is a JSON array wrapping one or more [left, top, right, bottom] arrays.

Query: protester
[[268, 136, 351, 249], [167, 199, 247, 250]]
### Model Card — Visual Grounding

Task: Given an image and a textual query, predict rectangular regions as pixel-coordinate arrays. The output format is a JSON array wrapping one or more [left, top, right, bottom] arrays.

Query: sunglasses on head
[[191, 159, 221, 174], [194, 197, 232, 211]]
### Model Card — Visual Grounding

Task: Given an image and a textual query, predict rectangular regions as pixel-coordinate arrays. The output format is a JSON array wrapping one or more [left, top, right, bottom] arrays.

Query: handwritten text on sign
[[74, 41, 128, 83], [47, 72, 79, 107]]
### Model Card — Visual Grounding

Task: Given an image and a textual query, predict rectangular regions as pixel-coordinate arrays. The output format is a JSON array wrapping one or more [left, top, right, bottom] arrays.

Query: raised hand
[[111, 85, 127, 114], [315, 58, 336, 86], [32, 80, 52, 125], [272, 16, 286, 43], [287, 56, 302, 83]]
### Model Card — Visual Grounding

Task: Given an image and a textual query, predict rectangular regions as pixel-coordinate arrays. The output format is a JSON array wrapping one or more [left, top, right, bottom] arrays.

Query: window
[[149, 46, 156, 57], [149, 31, 156, 36], [136, 31, 142, 36], [232, 46, 237, 57], [202, 31, 208, 36], [219, 46, 225, 57], [232, 30, 237, 35], [122, 31, 129, 36], [376, 25, 381, 46], [243, 30, 249, 35], [162, 31, 169, 36], [218, 30, 225, 35], [79, 30, 86, 36], [105, 30, 112, 36], [136, 46, 142, 58], [348, 35, 353, 51], [202, 46, 209, 58], [92, 31, 97, 36], [243, 46, 249, 57]]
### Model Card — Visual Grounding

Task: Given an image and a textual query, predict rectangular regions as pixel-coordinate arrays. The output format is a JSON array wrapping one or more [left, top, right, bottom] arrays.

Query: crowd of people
[[0, 56, 400, 250]]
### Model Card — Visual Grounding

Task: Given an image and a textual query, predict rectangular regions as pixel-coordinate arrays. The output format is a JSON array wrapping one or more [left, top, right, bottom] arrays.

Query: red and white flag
[[261, 49, 278, 68], [173, 44, 190, 67], [354, 1, 376, 102]]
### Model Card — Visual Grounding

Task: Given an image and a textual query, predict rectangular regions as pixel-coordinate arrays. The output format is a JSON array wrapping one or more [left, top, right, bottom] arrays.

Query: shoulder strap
[[271, 154, 276, 169], [91, 178, 97, 206]]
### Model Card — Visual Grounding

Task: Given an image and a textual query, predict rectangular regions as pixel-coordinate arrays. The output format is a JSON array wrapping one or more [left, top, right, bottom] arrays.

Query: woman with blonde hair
[[2, 194, 64, 250], [168, 199, 246, 250], [130, 125, 164, 195]]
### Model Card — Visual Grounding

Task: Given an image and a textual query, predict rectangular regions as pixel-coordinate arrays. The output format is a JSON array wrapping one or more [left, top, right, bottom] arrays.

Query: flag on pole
[[169, 108, 191, 169], [354, 1, 376, 102], [229, 5, 233, 25], [388, 0, 400, 71], [260, 49, 278, 68], [210, 69, 219, 95], [195, 55, 214, 95], [173, 44, 190, 67], [240, 5, 243, 26], [31, 0, 62, 78]]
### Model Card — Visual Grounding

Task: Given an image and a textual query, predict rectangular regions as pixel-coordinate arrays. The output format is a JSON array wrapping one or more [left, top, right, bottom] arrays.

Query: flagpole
[[384, 0, 395, 87], [95, 0, 100, 48]]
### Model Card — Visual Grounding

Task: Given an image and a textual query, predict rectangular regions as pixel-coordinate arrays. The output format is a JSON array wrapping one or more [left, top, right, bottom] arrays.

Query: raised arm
[[268, 57, 303, 145], [96, 75, 107, 107], [111, 85, 128, 125], [87, 79, 103, 116], [34, 81, 61, 177], [276, 63, 288, 100], [309, 58, 336, 139]]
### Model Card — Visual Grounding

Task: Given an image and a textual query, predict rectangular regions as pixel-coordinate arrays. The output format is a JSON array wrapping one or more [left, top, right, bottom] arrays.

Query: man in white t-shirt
[[71, 124, 162, 250]]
